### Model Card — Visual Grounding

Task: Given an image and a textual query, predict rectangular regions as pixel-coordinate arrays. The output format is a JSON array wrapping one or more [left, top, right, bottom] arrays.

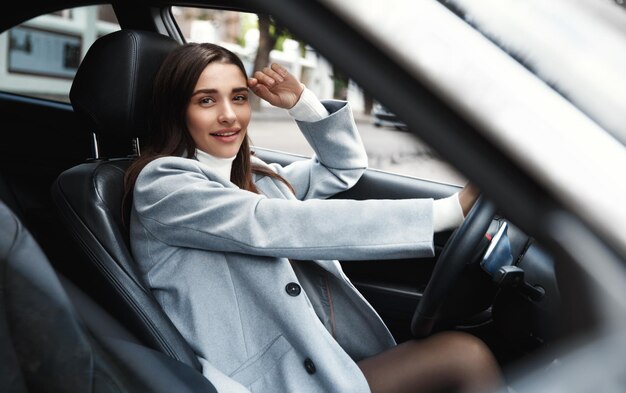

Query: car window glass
[[172, 7, 466, 185], [0, 5, 120, 103]]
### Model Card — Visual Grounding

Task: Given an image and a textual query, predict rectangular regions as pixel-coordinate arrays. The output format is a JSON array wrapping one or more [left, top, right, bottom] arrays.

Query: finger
[[262, 66, 284, 83], [250, 83, 273, 99], [248, 80, 261, 93], [253, 70, 276, 87], [271, 63, 289, 78]]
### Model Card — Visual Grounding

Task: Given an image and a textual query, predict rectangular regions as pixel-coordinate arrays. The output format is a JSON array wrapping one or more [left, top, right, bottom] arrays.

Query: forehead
[[194, 62, 247, 90]]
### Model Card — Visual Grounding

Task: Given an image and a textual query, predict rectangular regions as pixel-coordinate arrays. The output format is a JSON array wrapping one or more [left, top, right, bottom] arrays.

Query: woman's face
[[186, 62, 251, 158]]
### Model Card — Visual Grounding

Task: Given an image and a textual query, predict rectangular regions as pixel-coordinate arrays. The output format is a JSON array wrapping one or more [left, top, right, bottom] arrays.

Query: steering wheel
[[411, 196, 496, 338]]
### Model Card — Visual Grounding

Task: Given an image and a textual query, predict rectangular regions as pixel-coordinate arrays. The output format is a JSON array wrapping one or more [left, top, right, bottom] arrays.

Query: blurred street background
[[249, 108, 466, 186]]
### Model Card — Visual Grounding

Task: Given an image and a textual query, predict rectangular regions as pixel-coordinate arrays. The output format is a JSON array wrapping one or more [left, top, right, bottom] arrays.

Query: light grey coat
[[130, 100, 435, 392]]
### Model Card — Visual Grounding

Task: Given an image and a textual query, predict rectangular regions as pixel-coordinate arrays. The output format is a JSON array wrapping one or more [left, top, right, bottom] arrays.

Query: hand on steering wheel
[[411, 196, 496, 338]]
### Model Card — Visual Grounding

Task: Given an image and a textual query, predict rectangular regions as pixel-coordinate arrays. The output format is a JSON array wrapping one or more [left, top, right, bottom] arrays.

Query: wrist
[[288, 87, 330, 122], [432, 192, 464, 232], [291, 83, 305, 108]]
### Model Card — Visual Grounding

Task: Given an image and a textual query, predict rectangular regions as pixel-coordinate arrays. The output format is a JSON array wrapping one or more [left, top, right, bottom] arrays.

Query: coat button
[[285, 282, 301, 296], [304, 358, 316, 374]]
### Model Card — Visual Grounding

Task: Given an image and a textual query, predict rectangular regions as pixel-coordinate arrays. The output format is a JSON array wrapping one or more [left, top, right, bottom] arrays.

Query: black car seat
[[50, 30, 202, 371], [0, 199, 218, 393]]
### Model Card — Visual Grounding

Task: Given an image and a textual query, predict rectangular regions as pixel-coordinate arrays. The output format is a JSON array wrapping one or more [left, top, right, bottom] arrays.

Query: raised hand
[[248, 63, 305, 109]]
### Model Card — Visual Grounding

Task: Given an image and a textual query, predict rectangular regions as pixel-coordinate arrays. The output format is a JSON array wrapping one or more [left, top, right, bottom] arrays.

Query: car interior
[[1, 0, 618, 392], [51, 29, 201, 370]]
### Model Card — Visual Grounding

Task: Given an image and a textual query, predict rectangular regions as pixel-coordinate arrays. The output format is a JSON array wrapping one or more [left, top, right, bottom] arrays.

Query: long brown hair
[[123, 42, 293, 224]]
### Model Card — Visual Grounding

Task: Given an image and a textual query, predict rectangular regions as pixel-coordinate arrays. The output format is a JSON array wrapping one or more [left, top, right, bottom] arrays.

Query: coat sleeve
[[133, 157, 434, 261], [264, 100, 368, 201]]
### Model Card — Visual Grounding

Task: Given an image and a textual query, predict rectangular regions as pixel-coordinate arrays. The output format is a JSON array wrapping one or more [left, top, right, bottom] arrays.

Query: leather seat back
[[1, 201, 92, 393], [0, 200, 218, 392], [51, 30, 202, 371]]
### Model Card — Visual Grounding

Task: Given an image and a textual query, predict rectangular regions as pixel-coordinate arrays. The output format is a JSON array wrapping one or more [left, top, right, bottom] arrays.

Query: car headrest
[[70, 30, 180, 140]]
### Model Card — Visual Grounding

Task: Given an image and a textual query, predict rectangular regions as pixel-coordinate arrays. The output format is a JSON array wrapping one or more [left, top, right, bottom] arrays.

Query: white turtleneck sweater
[[194, 148, 236, 181], [194, 88, 464, 232]]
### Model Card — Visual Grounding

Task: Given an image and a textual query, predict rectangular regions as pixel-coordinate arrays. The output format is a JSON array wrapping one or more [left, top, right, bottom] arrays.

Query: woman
[[124, 42, 502, 393]]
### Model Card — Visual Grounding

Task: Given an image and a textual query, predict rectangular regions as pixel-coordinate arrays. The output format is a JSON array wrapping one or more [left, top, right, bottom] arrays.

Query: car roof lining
[[0, 0, 265, 32]]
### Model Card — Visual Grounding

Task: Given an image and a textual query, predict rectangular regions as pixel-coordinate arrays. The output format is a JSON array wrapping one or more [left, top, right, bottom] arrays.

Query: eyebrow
[[191, 87, 248, 96]]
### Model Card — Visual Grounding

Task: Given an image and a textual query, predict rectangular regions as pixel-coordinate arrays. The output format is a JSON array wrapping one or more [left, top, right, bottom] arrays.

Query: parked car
[[372, 102, 409, 131], [1, 0, 625, 392]]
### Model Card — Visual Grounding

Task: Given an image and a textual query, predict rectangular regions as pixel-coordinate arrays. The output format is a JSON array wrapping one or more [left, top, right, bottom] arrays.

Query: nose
[[218, 102, 237, 124]]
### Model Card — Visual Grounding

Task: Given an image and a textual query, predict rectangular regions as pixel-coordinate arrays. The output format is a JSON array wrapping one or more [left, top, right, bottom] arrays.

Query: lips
[[210, 128, 241, 142]]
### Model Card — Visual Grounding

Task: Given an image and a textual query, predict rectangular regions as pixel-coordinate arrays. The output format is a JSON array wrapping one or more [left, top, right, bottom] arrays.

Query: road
[[248, 110, 467, 186]]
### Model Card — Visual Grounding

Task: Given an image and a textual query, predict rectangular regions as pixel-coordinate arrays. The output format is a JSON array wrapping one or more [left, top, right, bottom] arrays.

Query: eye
[[199, 96, 215, 105], [233, 94, 248, 103]]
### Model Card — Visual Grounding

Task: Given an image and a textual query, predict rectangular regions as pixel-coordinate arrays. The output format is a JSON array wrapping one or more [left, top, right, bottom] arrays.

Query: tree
[[363, 91, 374, 115], [331, 64, 349, 100], [250, 14, 302, 111], [250, 15, 275, 110], [250, 14, 374, 113]]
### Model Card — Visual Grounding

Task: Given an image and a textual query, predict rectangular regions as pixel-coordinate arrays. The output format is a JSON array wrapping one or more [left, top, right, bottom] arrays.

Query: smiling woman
[[186, 62, 251, 159], [123, 42, 297, 196], [119, 34, 500, 393]]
